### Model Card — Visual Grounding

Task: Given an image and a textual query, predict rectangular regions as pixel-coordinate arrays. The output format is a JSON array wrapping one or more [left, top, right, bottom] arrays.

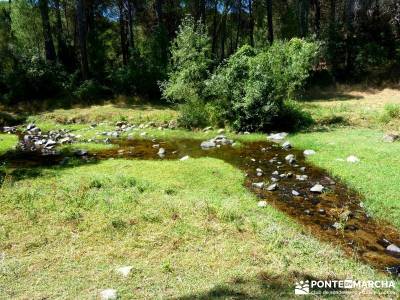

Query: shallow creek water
[[1, 137, 400, 277]]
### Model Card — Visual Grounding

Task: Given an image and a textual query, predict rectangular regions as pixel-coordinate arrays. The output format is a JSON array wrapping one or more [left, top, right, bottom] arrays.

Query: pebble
[[296, 174, 308, 181], [252, 182, 264, 189], [267, 183, 278, 191], [310, 184, 324, 193], [100, 289, 118, 300], [346, 155, 360, 163], [180, 155, 190, 161], [158, 148, 166, 155], [282, 141, 292, 149], [386, 244, 400, 256], [304, 149, 316, 156], [116, 266, 133, 277], [257, 201, 268, 207], [292, 190, 300, 196]]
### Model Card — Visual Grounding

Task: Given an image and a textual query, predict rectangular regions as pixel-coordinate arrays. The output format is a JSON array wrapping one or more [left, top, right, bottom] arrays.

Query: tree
[[266, 0, 273, 44], [38, 0, 56, 61], [76, 0, 89, 79]]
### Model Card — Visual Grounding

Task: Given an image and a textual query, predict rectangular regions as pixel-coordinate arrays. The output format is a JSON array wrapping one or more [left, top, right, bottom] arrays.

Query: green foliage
[[72, 80, 111, 102], [161, 16, 212, 104], [208, 39, 319, 131], [1, 57, 68, 103]]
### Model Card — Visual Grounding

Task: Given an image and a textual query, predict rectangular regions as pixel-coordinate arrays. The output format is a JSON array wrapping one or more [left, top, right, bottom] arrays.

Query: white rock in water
[[282, 141, 292, 149], [386, 244, 400, 255], [116, 266, 133, 277], [292, 190, 300, 196], [267, 183, 278, 191], [257, 201, 268, 207], [310, 184, 324, 193], [158, 148, 166, 155], [180, 155, 189, 161], [252, 182, 264, 189], [100, 289, 117, 300], [346, 155, 360, 163], [303, 149, 316, 156]]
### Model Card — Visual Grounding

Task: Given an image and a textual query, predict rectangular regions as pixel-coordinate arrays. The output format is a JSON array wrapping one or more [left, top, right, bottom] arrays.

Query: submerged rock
[[267, 183, 278, 191], [386, 244, 400, 257], [252, 182, 264, 189], [200, 140, 216, 149], [292, 190, 300, 196], [282, 141, 292, 149], [310, 184, 324, 193]]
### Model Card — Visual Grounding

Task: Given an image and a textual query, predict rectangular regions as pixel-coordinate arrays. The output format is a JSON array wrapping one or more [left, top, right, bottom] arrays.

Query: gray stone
[[332, 222, 342, 230], [257, 201, 268, 207], [296, 175, 308, 181], [116, 266, 133, 277], [292, 190, 300, 196], [310, 184, 324, 193], [282, 141, 292, 149], [383, 133, 399, 143], [203, 126, 212, 132], [386, 244, 400, 256], [100, 289, 118, 300], [346, 155, 360, 163], [180, 155, 189, 161], [303, 149, 316, 156], [267, 132, 288, 141], [252, 182, 264, 189], [201, 140, 216, 149], [267, 183, 278, 191], [158, 148, 166, 155], [74, 149, 88, 156]]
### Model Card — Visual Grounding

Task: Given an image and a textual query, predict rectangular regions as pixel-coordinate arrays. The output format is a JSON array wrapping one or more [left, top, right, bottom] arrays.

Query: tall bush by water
[[160, 16, 213, 128]]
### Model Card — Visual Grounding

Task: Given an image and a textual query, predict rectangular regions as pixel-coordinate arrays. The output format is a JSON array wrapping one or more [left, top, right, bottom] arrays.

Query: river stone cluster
[[18, 124, 76, 154], [200, 135, 234, 149]]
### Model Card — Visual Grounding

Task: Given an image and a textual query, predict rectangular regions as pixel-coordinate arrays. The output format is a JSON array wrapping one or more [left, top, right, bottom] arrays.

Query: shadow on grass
[[175, 271, 344, 299]]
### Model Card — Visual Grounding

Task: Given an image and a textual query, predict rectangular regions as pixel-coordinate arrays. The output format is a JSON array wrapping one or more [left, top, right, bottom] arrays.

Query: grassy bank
[[290, 128, 400, 229], [0, 158, 388, 299]]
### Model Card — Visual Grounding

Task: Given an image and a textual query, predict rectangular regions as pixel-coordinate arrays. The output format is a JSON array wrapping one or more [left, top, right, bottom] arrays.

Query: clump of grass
[[379, 103, 400, 123]]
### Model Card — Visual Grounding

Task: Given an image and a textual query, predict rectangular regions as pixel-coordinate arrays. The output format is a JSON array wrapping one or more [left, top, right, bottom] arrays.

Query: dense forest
[[0, 0, 399, 106]]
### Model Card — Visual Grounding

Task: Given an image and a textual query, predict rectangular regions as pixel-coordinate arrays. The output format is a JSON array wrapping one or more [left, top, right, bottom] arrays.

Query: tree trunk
[[199, 0, 206, 22], [39, 0, 57, 62], [155, 0, 163, 26], [54, 0, 69, 65], [212, 0, 218, 54], [76, 0, 89, 79], [127, 0, 134, 50], [235, 0, 242, 49], [119, 0, 128, 65], [266, 0, 273, 44], [298, 0, 309, 37], [314, 0, 321, 37], [249, 0, 254, 47]]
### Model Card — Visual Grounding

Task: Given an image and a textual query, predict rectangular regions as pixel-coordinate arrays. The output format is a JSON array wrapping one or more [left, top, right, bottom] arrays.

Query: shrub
[[160, 16, 212, 127], [208, 39, 319, 131], [2, 57, 68, 103], [72, 80, 111, 102]]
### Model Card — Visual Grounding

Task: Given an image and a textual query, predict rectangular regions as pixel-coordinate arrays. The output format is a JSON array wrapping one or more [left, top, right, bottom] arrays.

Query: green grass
[[0, 158, 391, 299], [290, 128, 400, 229], [0, 134, 18, 155]]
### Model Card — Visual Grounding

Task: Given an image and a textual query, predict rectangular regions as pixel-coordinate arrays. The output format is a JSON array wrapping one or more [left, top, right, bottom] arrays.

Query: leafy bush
[[72, 80, 111, 102], [1, 57, 68, 103], [160, 16, 212, 127], [208, 39, 319, 131]]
